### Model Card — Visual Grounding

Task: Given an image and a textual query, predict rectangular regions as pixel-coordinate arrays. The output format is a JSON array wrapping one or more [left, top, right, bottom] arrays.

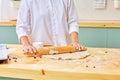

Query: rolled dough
[[43, 51, 90, 60]]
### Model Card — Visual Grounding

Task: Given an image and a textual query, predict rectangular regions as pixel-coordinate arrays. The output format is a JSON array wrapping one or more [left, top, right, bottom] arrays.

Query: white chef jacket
[[16, 0, 79, 46]]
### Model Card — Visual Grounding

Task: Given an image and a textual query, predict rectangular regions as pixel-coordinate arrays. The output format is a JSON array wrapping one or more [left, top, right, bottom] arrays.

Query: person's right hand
[[23, 44, 37, 54], [20, 36, 37, 54]]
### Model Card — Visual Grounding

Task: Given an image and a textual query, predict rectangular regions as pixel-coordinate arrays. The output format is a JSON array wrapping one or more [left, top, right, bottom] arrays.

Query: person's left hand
[[71, 42, 86, 51]]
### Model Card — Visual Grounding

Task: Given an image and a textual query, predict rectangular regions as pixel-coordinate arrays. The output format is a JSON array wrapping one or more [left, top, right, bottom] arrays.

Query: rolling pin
[[37, 46, 87, 55]]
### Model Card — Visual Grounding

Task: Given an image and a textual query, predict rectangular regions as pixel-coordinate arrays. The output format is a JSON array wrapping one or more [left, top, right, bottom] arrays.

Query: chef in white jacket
[[16, 0, 84, 53]]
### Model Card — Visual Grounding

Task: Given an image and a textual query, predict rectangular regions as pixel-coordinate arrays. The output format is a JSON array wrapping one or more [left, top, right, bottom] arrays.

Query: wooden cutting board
[[0, 44, 120, 80]]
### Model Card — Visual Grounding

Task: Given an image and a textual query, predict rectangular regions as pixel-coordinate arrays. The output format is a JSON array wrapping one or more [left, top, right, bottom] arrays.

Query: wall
[[0, 0, 18, 21], [73, 0, 120, 20], [12, 0, 120, 20]]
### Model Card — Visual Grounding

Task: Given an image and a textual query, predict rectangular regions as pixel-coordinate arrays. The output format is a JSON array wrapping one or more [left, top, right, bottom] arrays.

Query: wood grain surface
[[1, 20, 120, 28], [0, 44, 120, 80]]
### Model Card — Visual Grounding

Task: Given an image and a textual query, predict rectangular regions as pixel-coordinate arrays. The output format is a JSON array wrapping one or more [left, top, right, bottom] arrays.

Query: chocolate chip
[[58, 57, 62, 60], [14, 60, 17, 62], [66, 58, 72, 60], [105, 51, 108, 53], [86, 65, 88, 68], [93, 66, 96, 68], [34, 56, 37, 59], [13, 57, 17, 59]]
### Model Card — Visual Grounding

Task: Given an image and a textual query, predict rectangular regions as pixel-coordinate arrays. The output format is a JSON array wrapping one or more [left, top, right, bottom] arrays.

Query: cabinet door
[[107, 28, 120, 48], [0, 26, 19, 44], [79, 27, 107, 48]]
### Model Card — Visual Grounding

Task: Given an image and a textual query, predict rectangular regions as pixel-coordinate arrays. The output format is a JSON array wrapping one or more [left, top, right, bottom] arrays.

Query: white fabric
[[16, 0, 79, 46], [0, 48, 16, 60], [0, 0, 17, 20]]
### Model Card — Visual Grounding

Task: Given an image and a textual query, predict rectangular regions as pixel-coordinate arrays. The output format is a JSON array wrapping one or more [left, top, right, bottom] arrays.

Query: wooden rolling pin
[[37, 46, 87, 55]]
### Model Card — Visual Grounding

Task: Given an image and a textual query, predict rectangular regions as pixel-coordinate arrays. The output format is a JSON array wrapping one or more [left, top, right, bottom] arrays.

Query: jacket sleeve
[[16, 0, 31, 40], [67, 0, 79, 34]]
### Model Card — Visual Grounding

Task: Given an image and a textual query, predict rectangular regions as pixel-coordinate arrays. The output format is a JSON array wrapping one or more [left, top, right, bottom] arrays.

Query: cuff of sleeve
[[69, 24, 79, 34], [17, 33, 28, 40]]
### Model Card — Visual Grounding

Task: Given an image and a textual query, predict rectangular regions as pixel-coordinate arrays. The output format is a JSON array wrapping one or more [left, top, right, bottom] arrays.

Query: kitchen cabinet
[[107, 28, 120, 48], [0, 26, 19, 44], [0, 77, 26, 80], [0, 26, 120, 48], [79, 27, 107, 48], [79, 27, 120, 48], [1, 20, 120, 48]]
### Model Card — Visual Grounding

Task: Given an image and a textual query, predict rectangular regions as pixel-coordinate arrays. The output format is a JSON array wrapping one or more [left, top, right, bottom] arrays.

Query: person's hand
[[23, 44, 37, 54], [71, 42, 86, 51]]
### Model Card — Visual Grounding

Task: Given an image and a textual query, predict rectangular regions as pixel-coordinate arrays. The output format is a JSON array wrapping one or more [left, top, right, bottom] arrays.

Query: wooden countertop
[[79, 20, 120, 28], [1, 20, 120, 28], [0, 20, 16, 26], [0, 44, 120, 80]]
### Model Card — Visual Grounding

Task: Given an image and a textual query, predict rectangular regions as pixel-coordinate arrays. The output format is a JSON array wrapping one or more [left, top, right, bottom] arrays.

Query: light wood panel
[[79, 21, 120, 28], [1, 20, 120, 28], [0, 20, 16, 26], [0, 44, 120, 80]]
